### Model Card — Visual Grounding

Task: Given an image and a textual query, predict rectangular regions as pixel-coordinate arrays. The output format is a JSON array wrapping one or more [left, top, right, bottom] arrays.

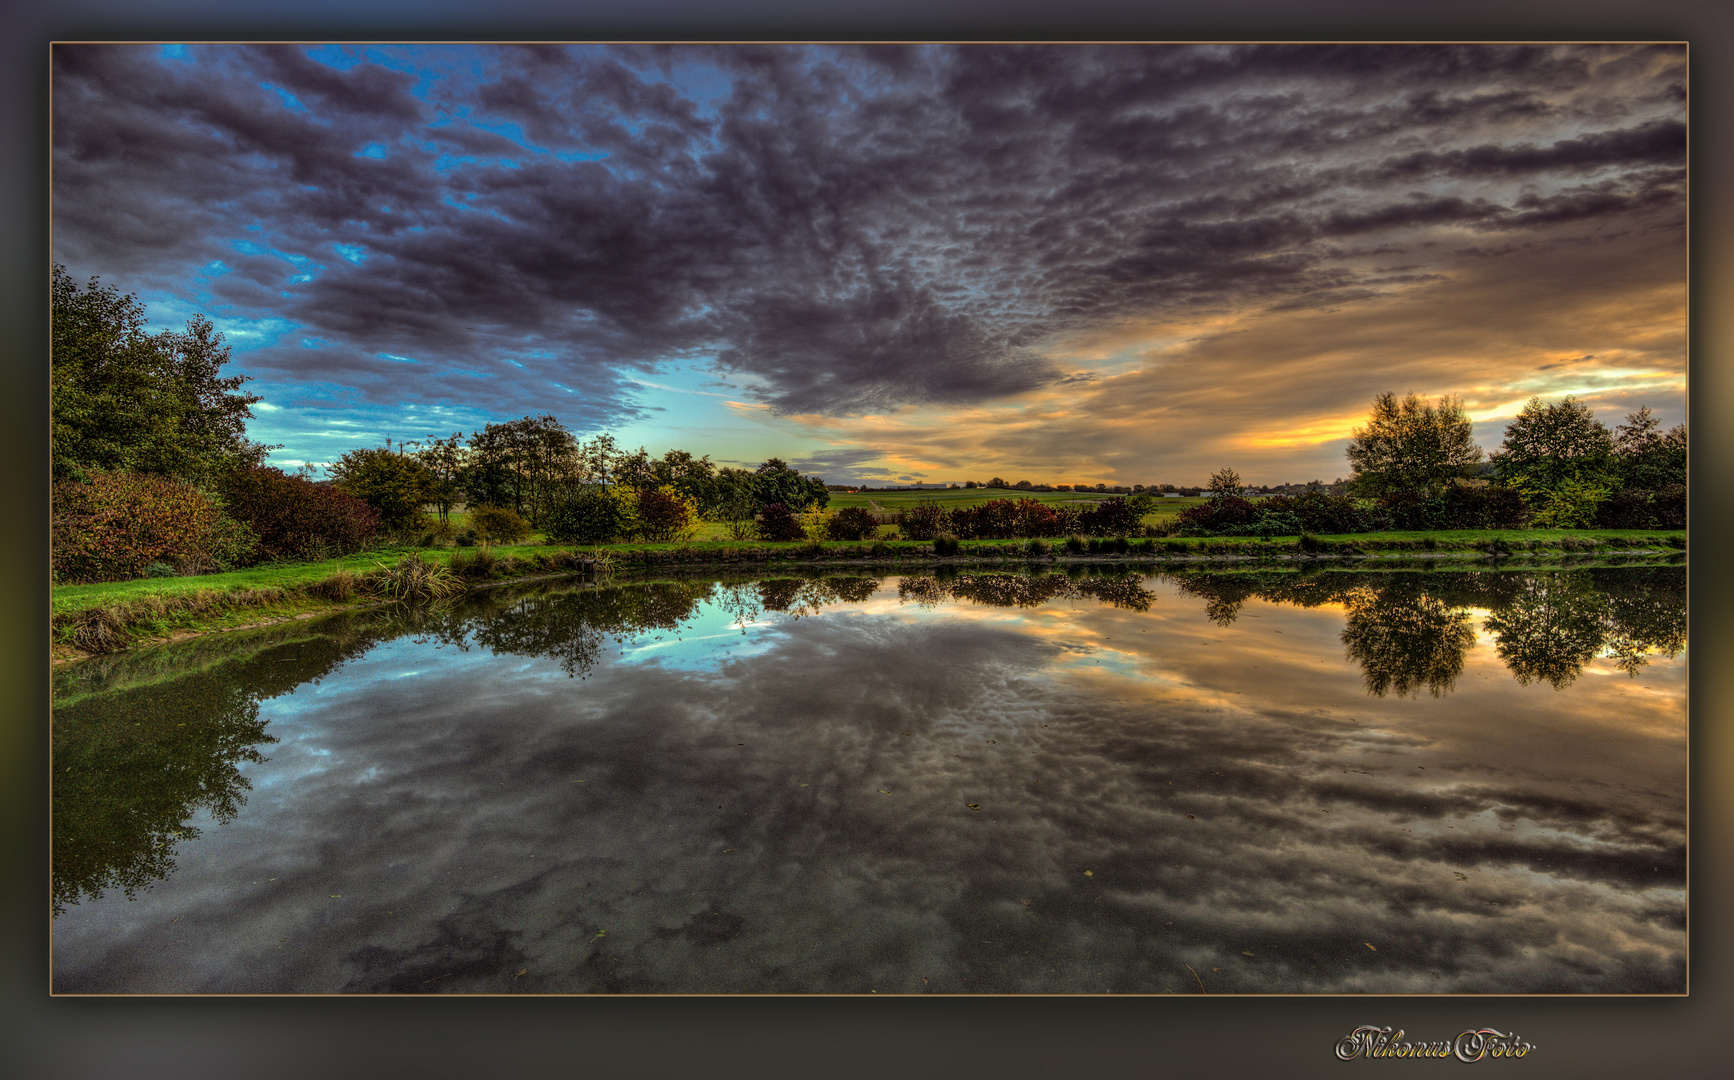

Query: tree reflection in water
[[52, 565, 1681, 921], [1164, 567, 1683, 696], [1341, 582, 1476, 698], [51, 626, 383, 915]]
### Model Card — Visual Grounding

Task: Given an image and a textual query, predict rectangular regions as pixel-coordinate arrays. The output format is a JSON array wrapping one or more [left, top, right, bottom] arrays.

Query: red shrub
[[219, 466, 379, 562], [53, 471, 222, 583]]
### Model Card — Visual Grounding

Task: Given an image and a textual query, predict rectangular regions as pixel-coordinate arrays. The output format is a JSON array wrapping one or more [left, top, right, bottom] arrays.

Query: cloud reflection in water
[[51, 567, 1685, 993]]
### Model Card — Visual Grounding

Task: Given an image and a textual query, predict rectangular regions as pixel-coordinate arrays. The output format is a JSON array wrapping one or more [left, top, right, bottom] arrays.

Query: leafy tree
[[464, 414, 578, 524], [1345, 393, 1483, 497], [406, 432, 467, 522], [52, 264, 275, 484], [1490, 397, 1615, 493], [752, 458, 829, 510], [1612, 407, 1687, 492], [328, 446, 436, 531], [1206, 467, 1244, 499]]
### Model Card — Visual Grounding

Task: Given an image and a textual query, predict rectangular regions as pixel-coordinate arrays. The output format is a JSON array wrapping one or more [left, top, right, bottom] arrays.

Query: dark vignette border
[[4, 3, 1727, 1079]]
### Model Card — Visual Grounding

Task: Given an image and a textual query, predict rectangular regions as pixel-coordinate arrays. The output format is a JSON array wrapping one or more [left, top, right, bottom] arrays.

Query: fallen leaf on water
[[922, 977, 929, 985], [1365, 943, 1377, 951], [573, 779, 587, 784], [902, 732, 912, 736], [986, 740, 996, 744], [1241, 951, 1255, 956], [329, 894, 342, 899], [966, 803, 981, 810], [514, 969, 527, 978], [1021, 899, 1033, 906], [1454, 872, 1468, 881], [1186, 814, 1196, 819], [1084, 870, 1093, 877], [592, 930, 608, 941], [879, 789, 891, 794], [723, 848, 736, 853]]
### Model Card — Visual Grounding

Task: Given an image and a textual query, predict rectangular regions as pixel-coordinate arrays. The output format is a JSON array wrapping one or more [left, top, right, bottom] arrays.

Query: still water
[[51, 565, 1686, 994]]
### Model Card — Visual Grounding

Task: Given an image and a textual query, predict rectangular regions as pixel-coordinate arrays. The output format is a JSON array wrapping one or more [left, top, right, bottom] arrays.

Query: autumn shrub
[[932, 534, 960, 556], [637, 484, 701, 542], [896, 500, 948, 541], [1175, 496, 1259, 536], [219, 465, 379, 562], [1076, 497, 1146, 537], [468, 505, 531, 544], [826, 506, 880, 542], [756, 503, 807, 542], [53, 471, 230, 583]]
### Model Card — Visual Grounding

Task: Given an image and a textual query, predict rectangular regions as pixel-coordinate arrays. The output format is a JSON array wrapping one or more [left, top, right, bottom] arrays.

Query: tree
[[1206, 467, 1244, 499], [52, 264, 275, 484], [752, 458, 829, 510], [406, 433, 467, 522], [1490, 397, 1615, 493], [328, 446, 436, 531], [1612, 407, 1686, 492], [1345, 392, 1483, 498], [463, 414, 578, 524]]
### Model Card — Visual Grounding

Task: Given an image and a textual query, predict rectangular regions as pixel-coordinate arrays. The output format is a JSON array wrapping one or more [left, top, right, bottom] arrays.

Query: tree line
[[49, 266, 831, 581], [1179, 392, 1684, 536]]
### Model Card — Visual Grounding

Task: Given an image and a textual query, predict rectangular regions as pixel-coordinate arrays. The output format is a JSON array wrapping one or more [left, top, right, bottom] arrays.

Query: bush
[[933, 534, 960, 556], [1260, 492, 1371, 534], [868, 541, 891, 557], [454, 530, 477, 547], [1519, 476, 1611, 529], [897, 500, 949, 541], [543, 488, 627, 544], [637, 485, 701, 542], [1025, 538, 1050, 557], [756, 503, 807, 543], [143, 562, 177, 578], [468, 505, 531, 544], [1175, 496, 1259, 536], [826, 506, 880, 542], [1076, 497, 1145, 537], [53, 471, 232, 583], [1064, 535, 1088, 554], [219, 465, 379, 562], [1596, 484, 1686, 530], [327, 447, 435, 531]]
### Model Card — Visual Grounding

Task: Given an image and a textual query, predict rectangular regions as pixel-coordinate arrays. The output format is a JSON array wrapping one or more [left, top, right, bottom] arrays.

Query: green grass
[[50, 524, 1682, 660]]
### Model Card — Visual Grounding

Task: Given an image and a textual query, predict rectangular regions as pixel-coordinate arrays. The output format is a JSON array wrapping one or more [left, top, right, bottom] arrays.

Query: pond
[[51, 564, 1687, 994]]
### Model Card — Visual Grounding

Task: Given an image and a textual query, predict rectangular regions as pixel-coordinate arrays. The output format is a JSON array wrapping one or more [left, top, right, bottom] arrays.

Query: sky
[[50, 42, 1687, 487]]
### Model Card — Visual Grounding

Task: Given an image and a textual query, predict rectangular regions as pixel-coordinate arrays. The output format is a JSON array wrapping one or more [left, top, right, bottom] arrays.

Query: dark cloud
[[52, 43, 1686, 430]]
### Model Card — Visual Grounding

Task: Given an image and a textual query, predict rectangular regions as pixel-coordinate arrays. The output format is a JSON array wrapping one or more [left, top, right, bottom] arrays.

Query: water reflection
[[52, 567, 1685, 994]]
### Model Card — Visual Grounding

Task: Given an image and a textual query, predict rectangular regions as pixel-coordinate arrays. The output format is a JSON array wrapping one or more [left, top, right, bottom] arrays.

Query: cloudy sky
[[51, 42, 1686, 486]]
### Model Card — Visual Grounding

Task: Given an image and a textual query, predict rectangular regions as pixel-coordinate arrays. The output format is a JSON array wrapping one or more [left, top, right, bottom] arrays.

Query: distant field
[[827, 488, 1205, 528]]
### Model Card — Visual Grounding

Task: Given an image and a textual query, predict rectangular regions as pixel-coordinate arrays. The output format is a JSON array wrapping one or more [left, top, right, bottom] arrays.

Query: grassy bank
[[51, 528, 1683, 662]]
